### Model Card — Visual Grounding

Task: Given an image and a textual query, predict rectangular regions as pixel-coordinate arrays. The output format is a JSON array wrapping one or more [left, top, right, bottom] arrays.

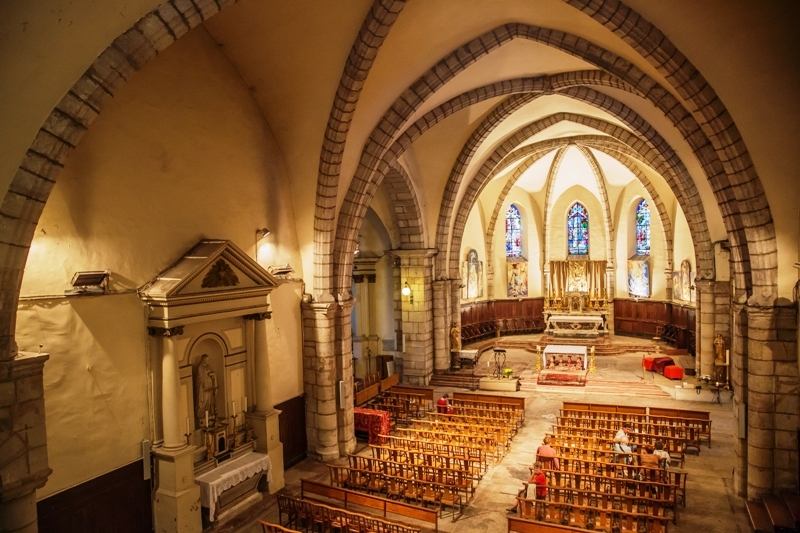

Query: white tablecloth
[[195, 451, 272, 521], [542, 344, 588, 370]]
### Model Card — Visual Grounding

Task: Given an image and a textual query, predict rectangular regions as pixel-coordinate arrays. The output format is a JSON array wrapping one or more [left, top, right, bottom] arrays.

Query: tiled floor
[[216, 341, 749, 533]]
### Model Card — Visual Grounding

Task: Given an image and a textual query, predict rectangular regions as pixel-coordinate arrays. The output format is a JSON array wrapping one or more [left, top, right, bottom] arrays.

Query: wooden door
[[275, 394, 308, 468]]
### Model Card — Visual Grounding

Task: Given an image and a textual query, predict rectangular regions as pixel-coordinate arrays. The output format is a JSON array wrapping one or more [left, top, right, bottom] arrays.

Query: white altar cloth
[[542, 344, 588, 370], [195, 452, 272, 521]]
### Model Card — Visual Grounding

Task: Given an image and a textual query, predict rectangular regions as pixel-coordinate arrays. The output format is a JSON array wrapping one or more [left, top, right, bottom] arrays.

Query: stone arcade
[[0, 1, 798, 532]]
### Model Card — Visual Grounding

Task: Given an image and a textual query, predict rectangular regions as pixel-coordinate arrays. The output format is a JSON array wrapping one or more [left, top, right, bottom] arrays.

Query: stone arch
[[446, 111, 713, 281], [483, 137, 674, 288], [563, 0, 776, 304], [313, 0, 407, 299]]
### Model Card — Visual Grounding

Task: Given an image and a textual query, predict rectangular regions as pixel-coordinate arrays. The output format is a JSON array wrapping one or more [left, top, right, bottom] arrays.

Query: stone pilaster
[[695, 280, 716, 377], [392, 249, 437, 386], [244, 312, 284, 493], [745, 305, 798, 499], [0, 352, 51, 533], [731, 304, 748, 497], [432, 279, 452, 372], [664, 268, 673, 301], [301, 301, 339, 461]]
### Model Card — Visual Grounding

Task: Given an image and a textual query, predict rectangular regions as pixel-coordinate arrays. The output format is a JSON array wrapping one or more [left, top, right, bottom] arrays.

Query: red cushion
[[643, 357, 655, 371], [664, 366, 684, 380]]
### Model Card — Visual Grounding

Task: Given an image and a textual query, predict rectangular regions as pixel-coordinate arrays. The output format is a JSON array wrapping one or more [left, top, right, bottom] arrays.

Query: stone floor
[[216, 340, 750, 533]]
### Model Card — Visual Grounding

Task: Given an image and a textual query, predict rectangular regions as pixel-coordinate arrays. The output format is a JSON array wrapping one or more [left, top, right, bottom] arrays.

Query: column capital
[[148, 325, 184, 337], [389, 248, 438, 264], [244, 312, 272, 321]]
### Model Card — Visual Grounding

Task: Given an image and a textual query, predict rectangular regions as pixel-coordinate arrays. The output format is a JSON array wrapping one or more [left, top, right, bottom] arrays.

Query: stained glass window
[[567, 202, 589, 255], [505, 204, 522, 257], [635, 199, 651, 255]]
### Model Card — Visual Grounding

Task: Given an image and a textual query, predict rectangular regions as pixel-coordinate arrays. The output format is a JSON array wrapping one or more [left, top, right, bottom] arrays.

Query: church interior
[[1, 1, 799, 532]]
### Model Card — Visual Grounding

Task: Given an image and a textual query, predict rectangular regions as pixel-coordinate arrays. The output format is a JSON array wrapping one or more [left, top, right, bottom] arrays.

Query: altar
[[546, 314, 603, 338], [542, 345, 588, 370], [195, 451, 272, 522]]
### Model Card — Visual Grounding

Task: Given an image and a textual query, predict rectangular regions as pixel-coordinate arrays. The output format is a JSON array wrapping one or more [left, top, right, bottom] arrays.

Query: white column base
[[153, 445, 202, 533], [246, 409, 285, 493]]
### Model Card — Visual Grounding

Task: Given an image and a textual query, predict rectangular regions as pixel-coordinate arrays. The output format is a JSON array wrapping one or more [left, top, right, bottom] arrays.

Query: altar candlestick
[[243, 396, 248, 412], [205, 410, 209, 428], [232, 400, 236, 415], [726, 349, 730, 366]]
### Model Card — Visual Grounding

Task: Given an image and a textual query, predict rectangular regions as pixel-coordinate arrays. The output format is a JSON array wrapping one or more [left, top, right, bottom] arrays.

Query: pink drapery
[[549, 260, 607, 298]]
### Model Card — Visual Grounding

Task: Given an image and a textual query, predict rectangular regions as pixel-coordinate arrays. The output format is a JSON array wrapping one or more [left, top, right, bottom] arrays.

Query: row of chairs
[[369, 445, 485, 478], [548, 425, 686, 466], [377, 435, 489, 471], [449, 398, 525, 423], [396, 427, 503, 462], [275, 494, 420, 533], [346, 455, 477, 498], [326, 465, 464, 521]]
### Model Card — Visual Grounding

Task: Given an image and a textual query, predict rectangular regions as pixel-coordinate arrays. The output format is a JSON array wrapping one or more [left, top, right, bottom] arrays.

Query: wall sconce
[[354, 243, 360, 256], [255, 227, 271, 262], [401, 281, 413, 304]]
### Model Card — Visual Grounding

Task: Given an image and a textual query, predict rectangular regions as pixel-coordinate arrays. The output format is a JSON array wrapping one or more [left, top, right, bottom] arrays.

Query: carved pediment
[[139, 240, 278, 303]]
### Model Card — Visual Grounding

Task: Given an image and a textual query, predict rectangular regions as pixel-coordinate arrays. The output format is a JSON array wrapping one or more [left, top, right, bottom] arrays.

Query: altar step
[[520, 376, 671, 398]]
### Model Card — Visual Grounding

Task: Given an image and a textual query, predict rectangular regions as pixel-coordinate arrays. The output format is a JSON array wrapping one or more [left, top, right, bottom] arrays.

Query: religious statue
[[450, 322, 461, 352], [194, 354, 218, 423], [713, 334, 725, 365]]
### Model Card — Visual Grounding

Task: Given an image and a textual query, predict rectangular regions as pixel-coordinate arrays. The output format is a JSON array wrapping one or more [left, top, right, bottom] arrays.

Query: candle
[[185, 417, 190, 435], [205, 410, 209, 428], [243, 396, 247, 412], [232, 400, 237, 414], [726, 349, 730, 366]]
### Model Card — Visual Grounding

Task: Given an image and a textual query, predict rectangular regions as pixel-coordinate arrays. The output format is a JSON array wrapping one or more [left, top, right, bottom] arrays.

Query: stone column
[[334, 298, 356, 457], [605, 263, 615, 335], [301, 301, 339, 461], [0, 352, 51, 533], [244, 313, 284, 493], [432, 279, 452, 372], [745, 305, 799, 499], [149, 325, 202, 533], [393, 249, 437, 386], [695, 280, 716, 377], [731, 303, 748, 497]]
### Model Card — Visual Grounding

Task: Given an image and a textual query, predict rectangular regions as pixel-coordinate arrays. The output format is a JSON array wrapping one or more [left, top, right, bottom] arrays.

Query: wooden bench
[[746, 499, 775, 533], [508, 516, 586, 533], [259, 521, 301, 533], [301, 478, 439, 532]]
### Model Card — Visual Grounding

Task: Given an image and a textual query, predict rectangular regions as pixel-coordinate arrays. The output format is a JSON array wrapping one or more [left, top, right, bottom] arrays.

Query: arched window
[[505, 204, 522, 257], [567, 202, 589, 255], [635, 199, 651, 255]]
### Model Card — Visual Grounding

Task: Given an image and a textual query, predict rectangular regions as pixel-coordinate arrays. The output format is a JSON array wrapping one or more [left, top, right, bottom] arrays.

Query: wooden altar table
[[542, 345, 588, 370], [195, 451, 272, 521], [353, 407, 391, 444]]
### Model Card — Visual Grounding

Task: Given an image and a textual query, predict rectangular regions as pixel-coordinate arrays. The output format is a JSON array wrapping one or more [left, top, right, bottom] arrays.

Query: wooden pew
[[508, 516, 587, 533], [355, 382, 380, 406], [300, 478, 439, 532], [514, 497, 671, 533], [453, 392, 526, 411], [259, 521, 301, 533]]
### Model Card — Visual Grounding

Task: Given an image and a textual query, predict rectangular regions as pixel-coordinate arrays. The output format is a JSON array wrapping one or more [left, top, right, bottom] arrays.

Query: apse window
[[567, 202, 589, 255], [505, 204, 523, 258], [635, 199, 651, 255]]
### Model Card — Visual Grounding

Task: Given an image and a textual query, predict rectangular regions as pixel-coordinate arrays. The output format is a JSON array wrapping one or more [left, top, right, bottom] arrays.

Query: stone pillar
[[334, 298, 356, 457], [301, 302, 339, 461], [695, 280, 716, 377], [393, 249, 437, 386], [432, 279, 452, 372], [731, 304, 748, 497], [0, 352, 51, 533], [745, 305, 799, 499], [605, 264, 615, 335], [149, 325, 202, 533], [244, 313, 284, 493]]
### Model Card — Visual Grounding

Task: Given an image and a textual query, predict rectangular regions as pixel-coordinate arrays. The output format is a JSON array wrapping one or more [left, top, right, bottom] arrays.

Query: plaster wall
[[612, 183, 668, 299], [673, 205, 697, 278], [549, 185, 607, 262], [459, 202, 488, 302], [15, 294, 149, 500], [491, 188, 543, 298], [267, 283, 304, 407]]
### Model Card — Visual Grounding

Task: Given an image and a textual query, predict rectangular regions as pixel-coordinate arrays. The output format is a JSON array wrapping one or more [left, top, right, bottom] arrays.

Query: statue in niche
[[713, 334, 726, 365], [194, 354, 218, 423]]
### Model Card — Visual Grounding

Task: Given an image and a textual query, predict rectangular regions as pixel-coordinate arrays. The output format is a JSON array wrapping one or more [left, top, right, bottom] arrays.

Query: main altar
[[544, 259, 610, 338]]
